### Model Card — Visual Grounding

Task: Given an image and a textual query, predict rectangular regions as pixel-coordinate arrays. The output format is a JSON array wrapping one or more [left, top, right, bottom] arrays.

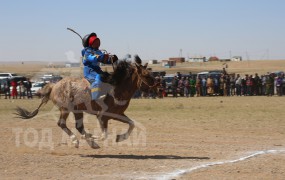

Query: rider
[[81, 33, 118, 100]]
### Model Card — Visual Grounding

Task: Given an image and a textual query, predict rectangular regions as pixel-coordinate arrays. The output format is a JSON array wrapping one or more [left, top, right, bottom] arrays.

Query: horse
[[15, 55, 157, 149]]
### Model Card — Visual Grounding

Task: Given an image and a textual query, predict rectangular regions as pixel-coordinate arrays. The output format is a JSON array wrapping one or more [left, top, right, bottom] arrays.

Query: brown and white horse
[[15, 55, 157, 149]]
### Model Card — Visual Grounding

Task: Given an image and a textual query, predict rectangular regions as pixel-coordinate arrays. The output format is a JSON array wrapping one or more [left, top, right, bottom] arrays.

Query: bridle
[[134, 64, 157, 89]]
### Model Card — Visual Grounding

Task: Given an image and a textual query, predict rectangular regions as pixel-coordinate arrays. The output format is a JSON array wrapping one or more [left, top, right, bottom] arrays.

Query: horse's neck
[[112, 74, 139, 101]]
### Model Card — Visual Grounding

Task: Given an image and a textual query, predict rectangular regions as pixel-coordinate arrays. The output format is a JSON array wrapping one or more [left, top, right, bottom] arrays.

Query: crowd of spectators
[[2, 72, 284, 100], [0, 75, 63, 99], [139, 71, 285, 98], [0, 78, 33, 99]]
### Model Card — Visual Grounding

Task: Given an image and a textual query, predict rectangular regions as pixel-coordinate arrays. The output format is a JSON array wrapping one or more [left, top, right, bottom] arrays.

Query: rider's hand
[[103, 54, 109, 63]]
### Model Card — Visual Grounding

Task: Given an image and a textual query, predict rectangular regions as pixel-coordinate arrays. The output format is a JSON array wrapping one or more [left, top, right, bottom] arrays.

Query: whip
[[67, 27, 83, 40]]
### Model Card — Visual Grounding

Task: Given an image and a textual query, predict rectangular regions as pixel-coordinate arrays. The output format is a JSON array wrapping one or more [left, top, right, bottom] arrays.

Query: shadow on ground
[[80, 154, 210, 160]]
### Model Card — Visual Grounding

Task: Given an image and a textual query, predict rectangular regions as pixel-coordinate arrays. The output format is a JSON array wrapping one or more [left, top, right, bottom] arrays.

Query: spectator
[[195, 77, 201, 97], [201, 77, 207, 96], [19, 81, 26, 99], [184, 77, 190, 97], [4, 83, 10, 99], [176, 72, 182, 80], [26, 78, 33, 99], [11, 80, 18, 99], [230, 75, 235, 96], [261, 75, 266, 95], [276, 75, 283, 96], [282, 73, 285, 96], [241, 75, 247, 95], [219, 75, 224, 96], [206, 76, 214, 96], [189, 76, 196, 97], [213, 75, 219, 95], [155, 76, 163, 98], [246, 75, 253, 96], [254, 73, 261, 95], [224, 75, 230, 96], [172, 76, 178, 98], [235, 74, 242, 96], [266, 73, 274, 96], [160, 77, 167, 97], [178, 77, 185, 97]]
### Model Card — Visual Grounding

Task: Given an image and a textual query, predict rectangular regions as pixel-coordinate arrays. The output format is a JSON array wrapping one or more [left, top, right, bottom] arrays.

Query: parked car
[[0, 73, 19, 79], [197, 71, 209, 80], [31, 82, 46, 95], [197, 71, 222, 80], [271, 71, 284, 77], [10, 76, 27, 83], [40, 75, 63, 83], [163, 74, 175, 96]]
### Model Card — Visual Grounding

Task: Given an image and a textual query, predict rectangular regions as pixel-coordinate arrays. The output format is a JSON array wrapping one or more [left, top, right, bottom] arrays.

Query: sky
[[0, 0, 285, 62]]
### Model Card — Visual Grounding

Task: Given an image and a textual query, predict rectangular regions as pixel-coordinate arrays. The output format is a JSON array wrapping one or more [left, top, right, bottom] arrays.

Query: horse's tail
[[15, 83, 55, 119]]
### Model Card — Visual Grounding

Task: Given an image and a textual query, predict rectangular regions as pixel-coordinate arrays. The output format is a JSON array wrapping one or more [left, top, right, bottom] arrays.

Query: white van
[[197, 71, 209, 80], [0, 73, 18, 79]]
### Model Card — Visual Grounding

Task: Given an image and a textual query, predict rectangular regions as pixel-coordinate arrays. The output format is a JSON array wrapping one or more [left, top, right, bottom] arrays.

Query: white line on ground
[[157, 149, 285, 180]]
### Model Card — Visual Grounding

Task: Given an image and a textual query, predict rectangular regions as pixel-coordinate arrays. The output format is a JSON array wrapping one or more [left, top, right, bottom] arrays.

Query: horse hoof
[[92, 135, 106, 141], [81, 133, 92, 139], [91, 135, 100, 140], [86, 138, 100, 149], [91, 144, 100, 149], [116, 135, 124, 142], [72, 140, 79, 148], [90, 142, 100, 149]]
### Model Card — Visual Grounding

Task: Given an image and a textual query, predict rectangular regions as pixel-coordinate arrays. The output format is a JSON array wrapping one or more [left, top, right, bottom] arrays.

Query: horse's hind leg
[[74, 112, 100, 149], [57, 108, 79, 148]]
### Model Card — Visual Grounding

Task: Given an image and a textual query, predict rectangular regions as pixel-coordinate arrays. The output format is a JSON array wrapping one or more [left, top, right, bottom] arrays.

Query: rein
[[134, 65, 157, 89], [110, 56, 115, 71]]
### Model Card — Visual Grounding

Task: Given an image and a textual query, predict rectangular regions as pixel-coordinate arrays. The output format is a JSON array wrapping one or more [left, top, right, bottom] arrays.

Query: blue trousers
[[85, 73, 102, 100]]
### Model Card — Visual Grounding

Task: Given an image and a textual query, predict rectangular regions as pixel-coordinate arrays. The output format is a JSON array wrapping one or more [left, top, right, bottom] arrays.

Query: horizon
[[1, 58, 285, 65]]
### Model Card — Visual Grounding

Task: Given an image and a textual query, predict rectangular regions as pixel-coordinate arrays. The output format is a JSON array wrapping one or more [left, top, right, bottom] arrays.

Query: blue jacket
[[81, 47, 111, 79]]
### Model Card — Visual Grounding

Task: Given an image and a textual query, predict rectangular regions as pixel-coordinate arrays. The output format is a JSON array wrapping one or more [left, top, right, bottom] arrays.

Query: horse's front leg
[[114, 114, 135, 142], [93, 115, 109, 141]]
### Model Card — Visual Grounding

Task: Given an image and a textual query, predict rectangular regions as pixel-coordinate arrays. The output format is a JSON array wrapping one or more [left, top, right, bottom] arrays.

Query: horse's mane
[[109, 60, 133, 86]]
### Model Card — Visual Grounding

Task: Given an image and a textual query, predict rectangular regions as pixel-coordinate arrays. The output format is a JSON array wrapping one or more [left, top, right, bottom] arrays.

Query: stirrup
[[96, 95, 106, 106], [96, 95, 108, 112], [99, 95, 106, 99]]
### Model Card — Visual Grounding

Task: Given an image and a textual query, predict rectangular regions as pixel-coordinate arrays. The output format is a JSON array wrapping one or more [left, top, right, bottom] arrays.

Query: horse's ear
[[135, 63, 144, 74], [143, 63, 148, 69], [134, 55, 142, 65]]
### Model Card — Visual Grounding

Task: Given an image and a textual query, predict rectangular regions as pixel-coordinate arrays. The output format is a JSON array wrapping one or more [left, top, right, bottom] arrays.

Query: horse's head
[[109, 55, 157, 97], [134, 55, 157, 92]]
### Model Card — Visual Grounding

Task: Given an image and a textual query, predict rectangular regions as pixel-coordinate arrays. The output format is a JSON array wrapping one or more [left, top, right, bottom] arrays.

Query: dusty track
[[0, 96, 284, 179]]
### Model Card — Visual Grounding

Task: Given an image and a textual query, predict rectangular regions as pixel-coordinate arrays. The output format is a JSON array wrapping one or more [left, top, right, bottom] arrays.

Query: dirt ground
[[0, 96, 285, 179]]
